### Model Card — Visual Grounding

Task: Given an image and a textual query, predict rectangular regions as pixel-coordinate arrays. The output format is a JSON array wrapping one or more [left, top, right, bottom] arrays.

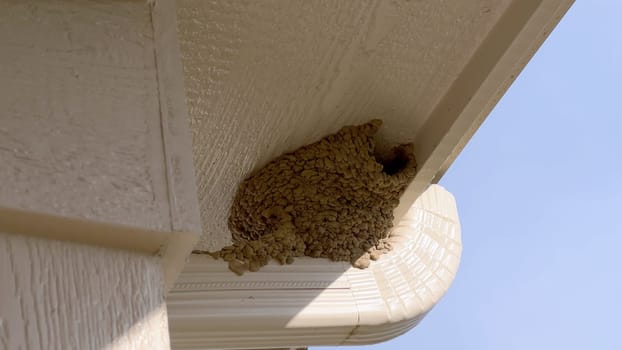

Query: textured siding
[[0, 0, 169, 231], [175, 0, 511, 251], [0, 0, 201, 287], [0, 232, 169, 350]]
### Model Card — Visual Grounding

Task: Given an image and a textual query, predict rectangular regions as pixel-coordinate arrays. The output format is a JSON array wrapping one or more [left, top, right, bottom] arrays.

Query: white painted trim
[[393, 0, 574, 223], [151, 0, 202, 290], [151, 0, 202, 236], [168, 185, 461, 349]]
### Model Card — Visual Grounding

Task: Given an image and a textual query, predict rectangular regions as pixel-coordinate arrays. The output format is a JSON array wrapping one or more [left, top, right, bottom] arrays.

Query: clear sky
[[318, 1, 622, 349]]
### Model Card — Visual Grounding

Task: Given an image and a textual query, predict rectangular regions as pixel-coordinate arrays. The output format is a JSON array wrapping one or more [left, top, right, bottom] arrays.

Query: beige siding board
[[0, 232, 169, 350], [0, 0, 168, 231], [0, 0, 201, 286]]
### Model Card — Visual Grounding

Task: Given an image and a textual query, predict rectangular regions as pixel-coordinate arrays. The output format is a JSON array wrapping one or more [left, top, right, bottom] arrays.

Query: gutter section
[[168, 185, 461, 349]]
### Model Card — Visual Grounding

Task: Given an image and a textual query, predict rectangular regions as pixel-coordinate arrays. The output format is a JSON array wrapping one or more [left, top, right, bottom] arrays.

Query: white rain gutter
[[167, 184, 461, 349]]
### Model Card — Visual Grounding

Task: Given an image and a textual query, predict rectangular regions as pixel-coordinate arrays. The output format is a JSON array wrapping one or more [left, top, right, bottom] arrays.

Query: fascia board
[[393, 0, 574, 223]]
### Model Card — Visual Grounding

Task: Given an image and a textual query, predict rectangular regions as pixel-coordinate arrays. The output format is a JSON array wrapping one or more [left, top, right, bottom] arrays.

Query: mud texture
[[198, 120, 416, 275]]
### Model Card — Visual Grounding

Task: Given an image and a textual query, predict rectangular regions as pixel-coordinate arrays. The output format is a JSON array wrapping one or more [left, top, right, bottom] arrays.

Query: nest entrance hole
[[374, 145, 413, 176]]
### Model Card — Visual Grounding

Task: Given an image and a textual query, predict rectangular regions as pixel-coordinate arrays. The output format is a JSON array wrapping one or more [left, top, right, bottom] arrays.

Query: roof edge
[[392, 0, 574, 223]]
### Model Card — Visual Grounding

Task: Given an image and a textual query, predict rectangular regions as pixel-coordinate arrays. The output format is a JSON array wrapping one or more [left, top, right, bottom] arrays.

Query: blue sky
[[319, 1, 622, 349]]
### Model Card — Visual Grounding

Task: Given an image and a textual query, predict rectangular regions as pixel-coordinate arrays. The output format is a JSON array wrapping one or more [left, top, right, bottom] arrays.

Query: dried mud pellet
[[229, 259, 248, 276]]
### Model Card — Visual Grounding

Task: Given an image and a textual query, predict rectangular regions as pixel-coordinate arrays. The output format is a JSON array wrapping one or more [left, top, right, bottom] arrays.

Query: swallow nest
[[199, 120, 416, 275]]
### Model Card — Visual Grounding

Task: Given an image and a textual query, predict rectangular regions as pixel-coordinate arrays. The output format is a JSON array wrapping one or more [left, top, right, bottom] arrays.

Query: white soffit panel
[[176, 0, 574, 251]]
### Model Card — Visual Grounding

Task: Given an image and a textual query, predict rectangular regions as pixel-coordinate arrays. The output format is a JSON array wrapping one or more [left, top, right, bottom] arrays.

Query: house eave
[[167, 0, 573, 348]]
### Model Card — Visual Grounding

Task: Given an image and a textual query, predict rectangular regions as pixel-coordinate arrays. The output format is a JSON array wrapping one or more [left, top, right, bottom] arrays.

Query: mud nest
[[197, 119, 417, 275]]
